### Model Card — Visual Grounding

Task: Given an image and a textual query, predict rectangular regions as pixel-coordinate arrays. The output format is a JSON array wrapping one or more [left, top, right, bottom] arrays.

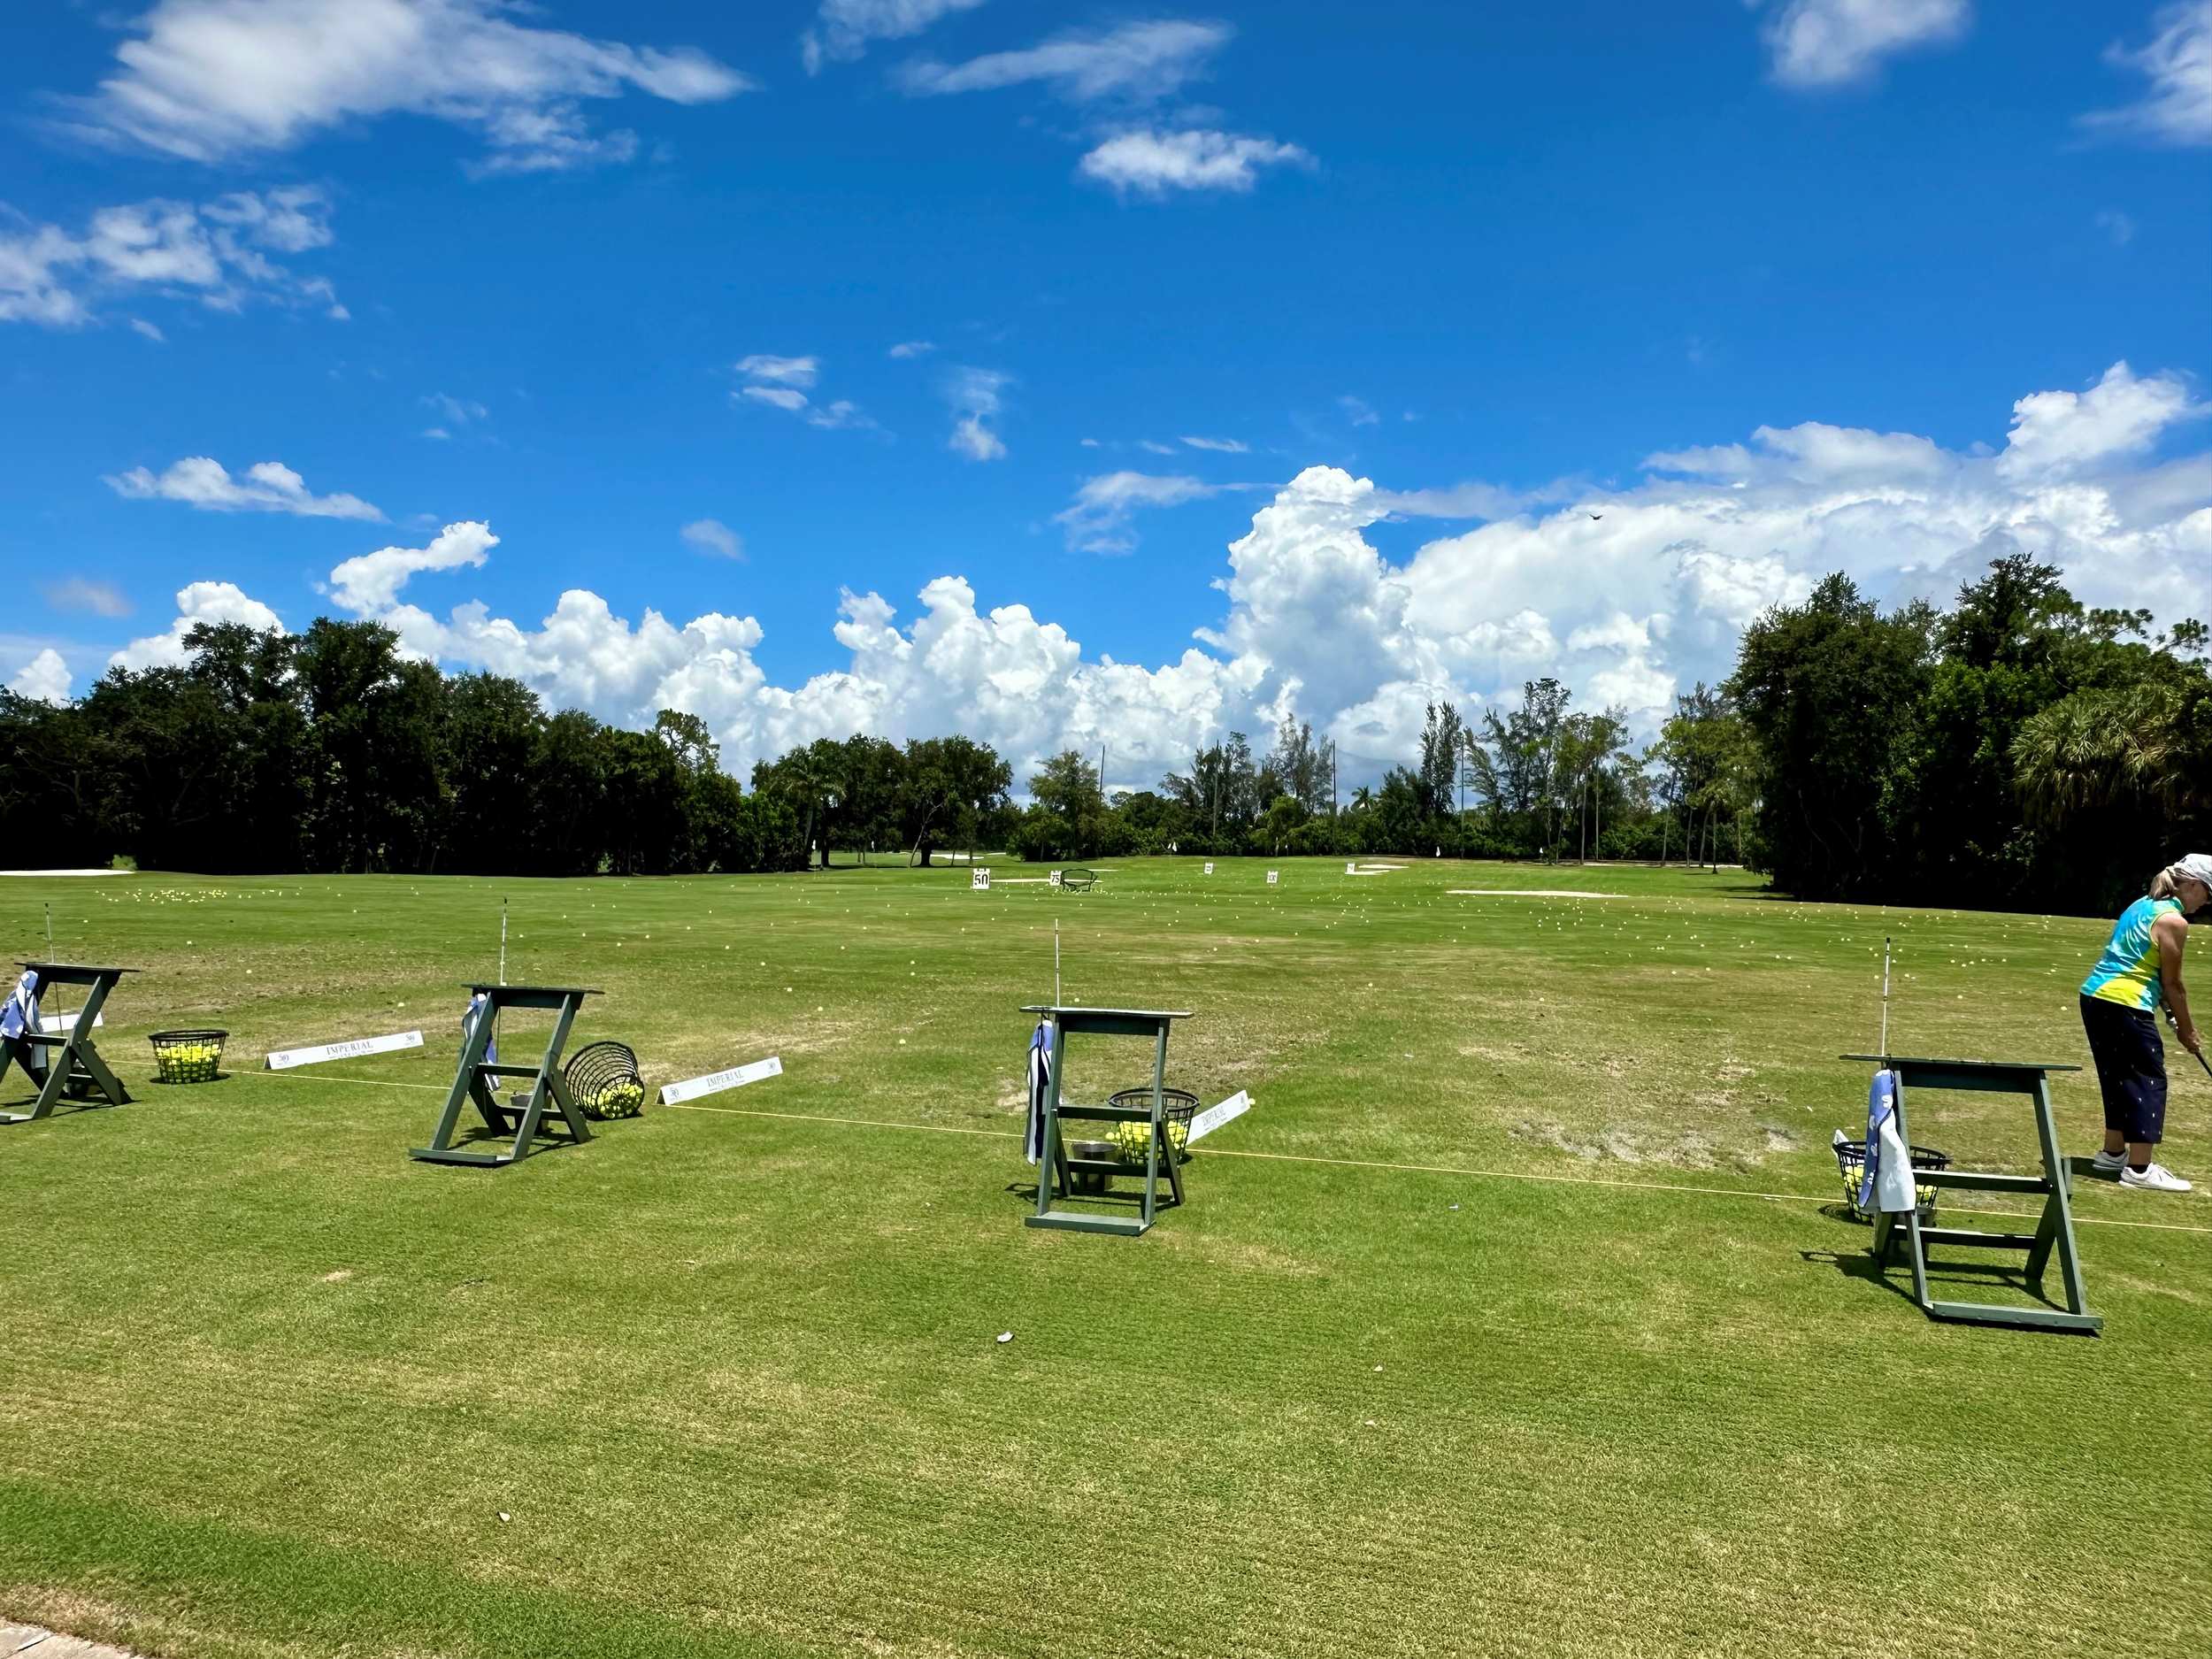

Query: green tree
[[1728, 574, 1933, 899]]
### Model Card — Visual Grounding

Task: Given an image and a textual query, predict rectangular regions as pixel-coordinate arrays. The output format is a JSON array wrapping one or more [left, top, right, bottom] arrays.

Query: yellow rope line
[[238, 1070, 2212, 1236]]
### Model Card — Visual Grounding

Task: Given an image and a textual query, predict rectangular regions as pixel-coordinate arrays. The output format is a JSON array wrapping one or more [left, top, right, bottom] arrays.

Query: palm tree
[[2013, 685, 2182, 823]]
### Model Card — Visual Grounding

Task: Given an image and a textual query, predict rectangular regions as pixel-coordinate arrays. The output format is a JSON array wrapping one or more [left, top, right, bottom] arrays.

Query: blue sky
[[4, 1, 2209, 784]]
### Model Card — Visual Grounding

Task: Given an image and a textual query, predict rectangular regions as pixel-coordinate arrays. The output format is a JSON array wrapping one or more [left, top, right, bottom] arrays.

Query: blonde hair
[[2152, 865, 2210, 908]]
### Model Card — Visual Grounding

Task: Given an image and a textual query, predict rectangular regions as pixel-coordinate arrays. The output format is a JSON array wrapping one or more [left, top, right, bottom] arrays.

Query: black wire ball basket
[[150, 1029, 228, 1085], [1832, 1135, 1948, 1223], [565, 1041, 647, 1120], [1107, 1086, 1199, 1164]]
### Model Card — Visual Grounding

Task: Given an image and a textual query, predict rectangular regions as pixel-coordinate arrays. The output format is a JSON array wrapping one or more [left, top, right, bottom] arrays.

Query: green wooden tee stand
[[1841, 1055, 2098, 1335], [1024, 1004, 1191, 1237], [0, 963, 136, 1125], [411, 984, 599, 1168]]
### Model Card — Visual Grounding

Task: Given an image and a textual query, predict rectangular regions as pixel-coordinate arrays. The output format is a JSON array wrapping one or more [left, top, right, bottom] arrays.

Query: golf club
[[2162, 1005, 2212, 1079]]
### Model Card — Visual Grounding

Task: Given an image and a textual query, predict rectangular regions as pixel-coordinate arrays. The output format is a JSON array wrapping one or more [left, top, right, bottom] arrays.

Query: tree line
[[0, 619, 1014, 877], [4, 554, 2195, 910]]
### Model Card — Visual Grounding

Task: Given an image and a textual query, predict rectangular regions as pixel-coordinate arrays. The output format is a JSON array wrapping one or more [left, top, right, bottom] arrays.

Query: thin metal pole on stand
[[1054, 918, 1062, 1007], [44, 902, 65, 1037], [1879, 936, 1893, 1057]]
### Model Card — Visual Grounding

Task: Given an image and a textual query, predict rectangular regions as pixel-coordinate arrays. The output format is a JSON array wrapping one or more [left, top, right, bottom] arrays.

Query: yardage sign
[[1203, 863, 1214, 875], [266, 1030, 424, 1071], [1187, 1089, 1251, 1143], [660, 1054, 783, 1105], [1049, 869, 1063, 888], [1346, 862, 1357, 875], [1267, 870, 1279, 886], [972, 867, 991, 890]]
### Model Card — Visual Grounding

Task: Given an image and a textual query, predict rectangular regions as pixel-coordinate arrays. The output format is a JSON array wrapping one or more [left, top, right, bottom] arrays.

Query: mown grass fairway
[[3, 860, 2208, 1658]]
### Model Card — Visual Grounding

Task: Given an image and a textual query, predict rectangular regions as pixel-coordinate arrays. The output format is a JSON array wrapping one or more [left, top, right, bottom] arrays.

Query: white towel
[[462, 992, 497, 1067], [0, 969, 37, 1042], [1863, 1069, 1918, 1215], [1025, 1020, 1050, 1165]]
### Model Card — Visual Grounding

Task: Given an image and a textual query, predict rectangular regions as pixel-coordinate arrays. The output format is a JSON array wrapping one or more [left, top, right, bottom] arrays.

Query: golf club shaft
[[2162, 1006, 2212, 1078]]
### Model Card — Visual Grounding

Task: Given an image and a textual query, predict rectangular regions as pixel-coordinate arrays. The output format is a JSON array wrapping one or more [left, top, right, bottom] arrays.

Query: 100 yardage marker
[[266, 1030, 424, 1071], [660, 1054, 783, 1106]]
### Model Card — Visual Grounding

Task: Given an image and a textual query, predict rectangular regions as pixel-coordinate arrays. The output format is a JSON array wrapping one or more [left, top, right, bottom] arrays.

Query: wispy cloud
[[42, 577, 133, 618], [733, 354, 875, 430], [1, 188, 342, 328], [804, 0, 988, 73], [680, 518, 745, 559], [2082, 3, 2212, 147], [106, 457, 385, 520], [1374, 479, 1583, 520], [946, 365, 1010, 460], [887, 339, 937, 358], [898, 19, 1232, 103], [1055, 471, 1225, 553], [65, 0, 755, 173], [1339, 395, 1379, 427], [419, 392, 488, 441], [1079, 128, 1314, 195], [1180, 435, 1249, 453], [733, 354, 819, 387], [1756, 0, 1973, 89], [2095, 208, 2139, 245]]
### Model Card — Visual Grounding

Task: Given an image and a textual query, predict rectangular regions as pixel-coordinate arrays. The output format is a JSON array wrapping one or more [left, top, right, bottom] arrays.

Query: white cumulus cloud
[[9, 649, 73, 706], [1996, 361, 2206, 481], [1758, 0, 1972, 88], [69, 0, 754, 172], [113, 580, 286, 671], [119, 359, 2212, 787], [327, 520, 496, 612], [106, 456, 385, 520]]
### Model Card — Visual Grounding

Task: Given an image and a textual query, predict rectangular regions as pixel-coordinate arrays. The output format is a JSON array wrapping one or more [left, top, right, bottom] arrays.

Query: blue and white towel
[[1862, 1069, 1917, 1215], [1025, 1019, 1051, 1165], [462, 992, 497, 1067], [0, 969, 39, 1042]]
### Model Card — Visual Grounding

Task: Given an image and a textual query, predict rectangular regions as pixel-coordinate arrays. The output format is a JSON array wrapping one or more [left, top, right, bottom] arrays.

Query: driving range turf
[[3, 858, 2208, 1658]]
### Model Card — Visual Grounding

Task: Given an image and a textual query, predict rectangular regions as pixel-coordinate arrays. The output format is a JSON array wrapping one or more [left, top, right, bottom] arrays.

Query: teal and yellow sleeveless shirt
[[2081, 895, 2184, 1011]]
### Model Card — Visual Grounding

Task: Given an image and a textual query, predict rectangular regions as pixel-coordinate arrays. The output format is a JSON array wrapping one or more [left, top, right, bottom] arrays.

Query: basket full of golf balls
[[1106, 1087, 1198, 1164], [1832, 1134, 1947, 1223], [150, 1029, 228, 1084]]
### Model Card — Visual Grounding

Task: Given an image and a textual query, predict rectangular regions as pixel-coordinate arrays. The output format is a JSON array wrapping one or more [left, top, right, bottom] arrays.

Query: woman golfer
[[2079, 856, 2210, 1192]]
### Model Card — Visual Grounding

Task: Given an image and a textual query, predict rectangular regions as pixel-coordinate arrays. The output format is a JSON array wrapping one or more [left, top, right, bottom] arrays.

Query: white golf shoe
[[2118, 1162, 2193, 1193]]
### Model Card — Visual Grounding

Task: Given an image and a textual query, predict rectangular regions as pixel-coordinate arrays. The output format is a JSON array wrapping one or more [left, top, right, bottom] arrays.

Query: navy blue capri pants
[[2079, 995, 2168, 1145]]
